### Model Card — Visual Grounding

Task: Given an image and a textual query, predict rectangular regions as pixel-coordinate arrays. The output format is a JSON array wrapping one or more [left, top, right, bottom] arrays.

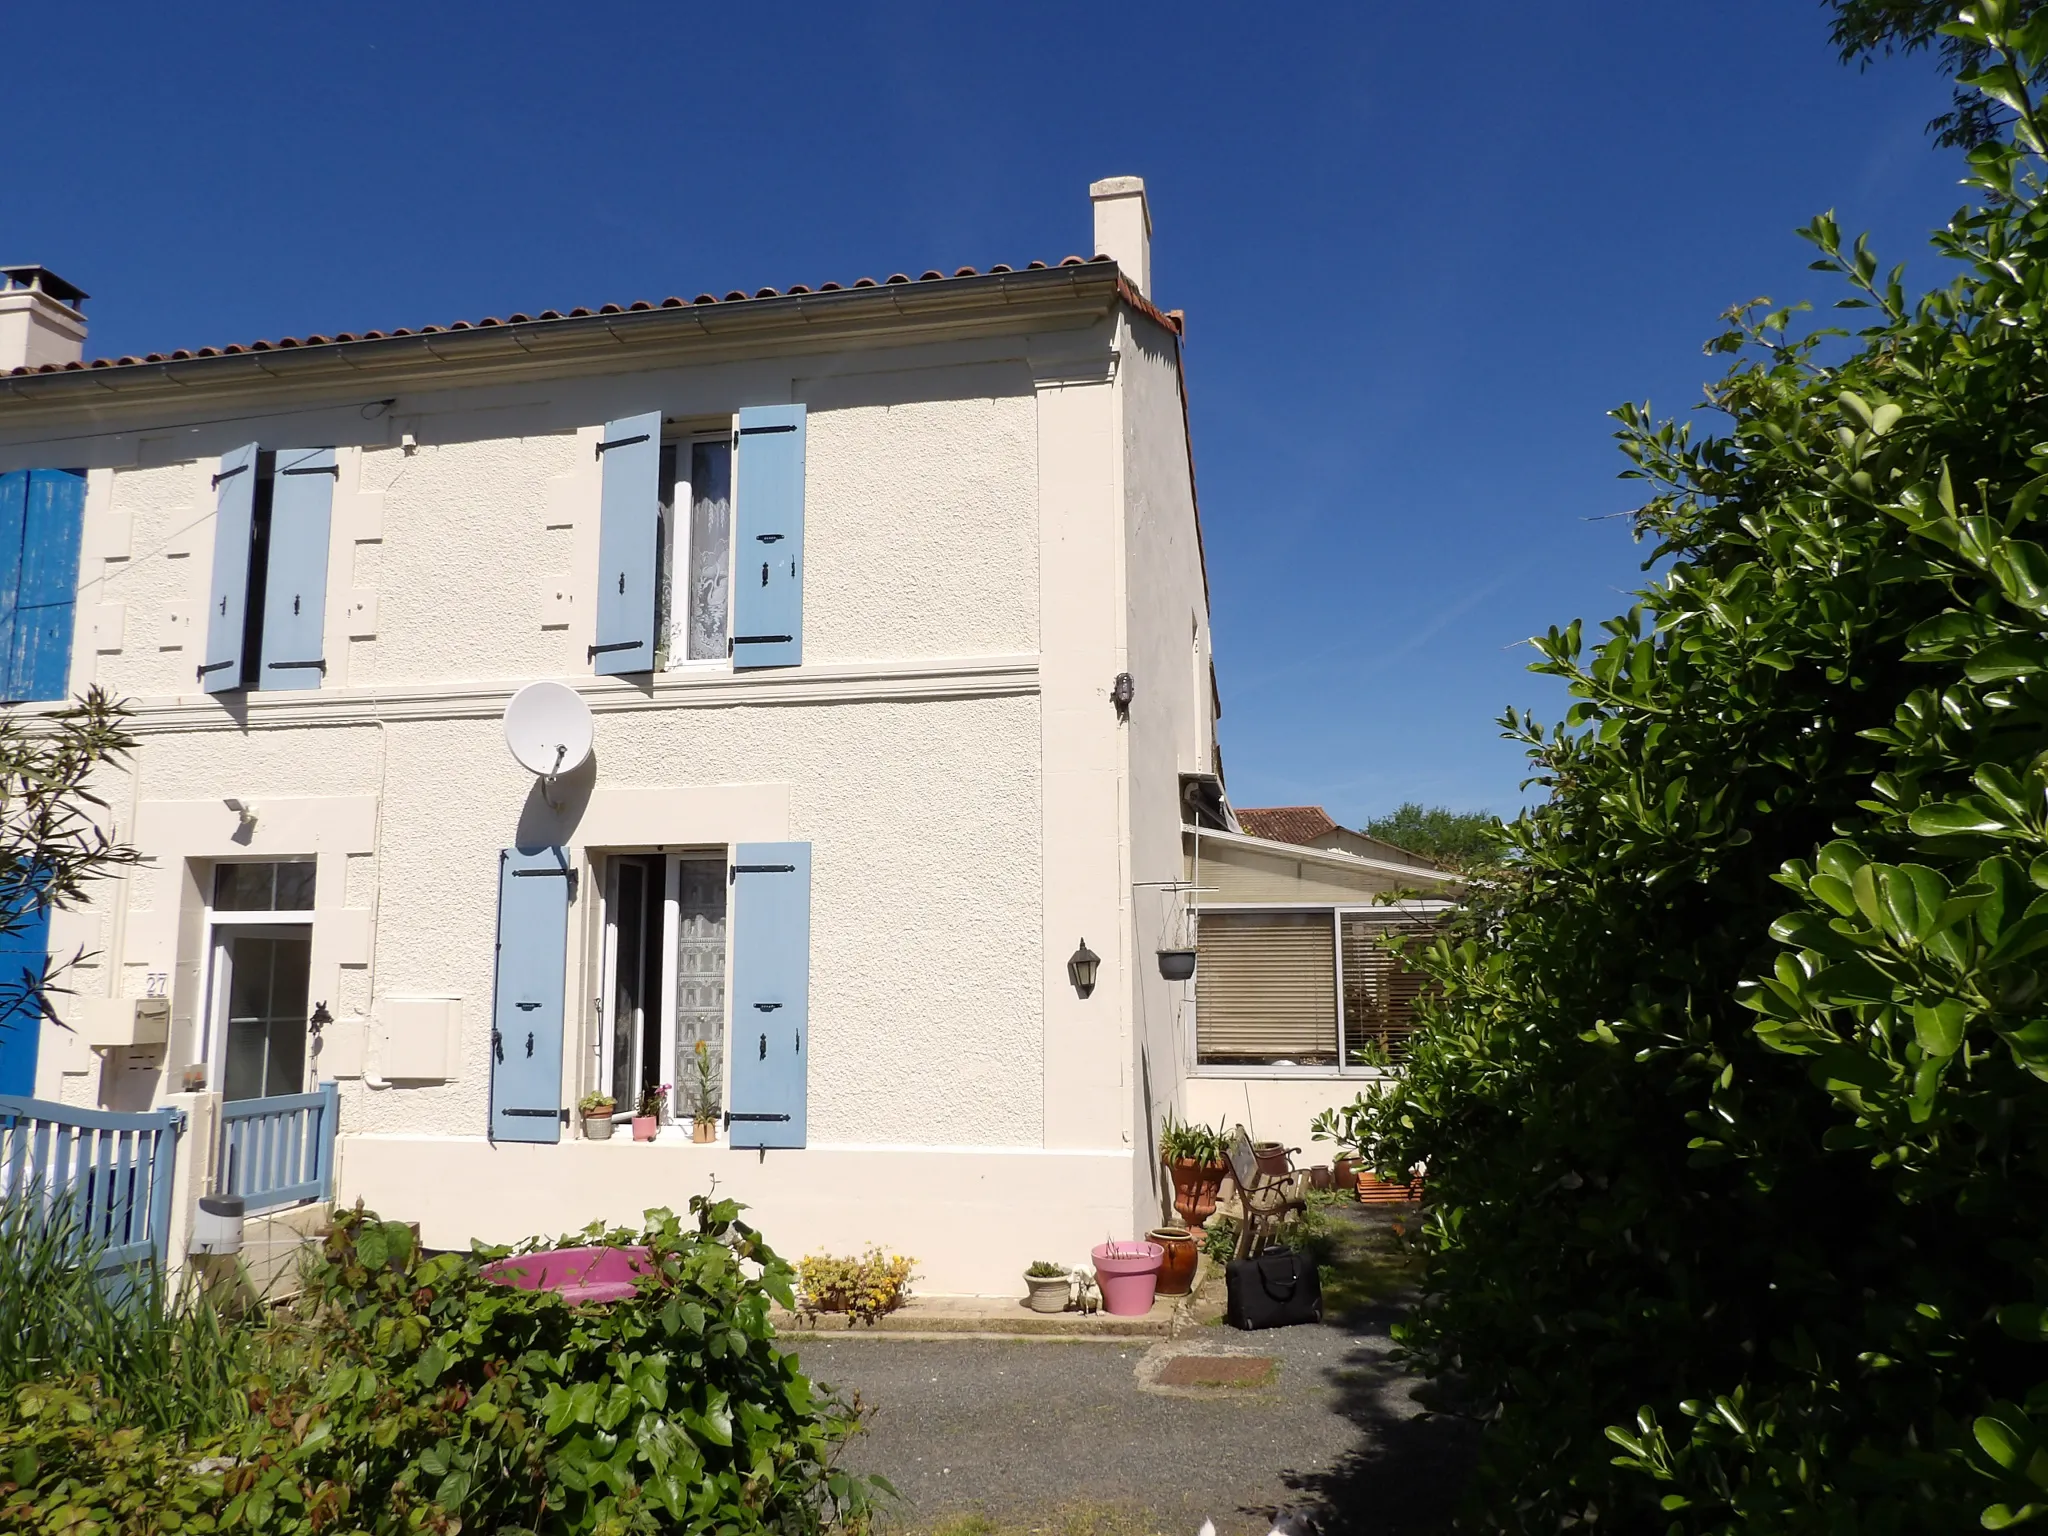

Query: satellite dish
[[503, 681, 593, 782]]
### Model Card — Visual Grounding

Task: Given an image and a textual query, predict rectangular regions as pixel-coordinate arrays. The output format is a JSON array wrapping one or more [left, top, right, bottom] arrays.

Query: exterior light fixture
[[1067, 939, 1101, 999], [1111, 672, 1135, 721]]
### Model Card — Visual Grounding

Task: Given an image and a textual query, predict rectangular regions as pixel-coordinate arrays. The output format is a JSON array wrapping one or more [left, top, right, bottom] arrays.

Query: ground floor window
[[202, 859, 316, 1102], [600, 852, 728, 1125], [1193, 906, 1440, 1072]]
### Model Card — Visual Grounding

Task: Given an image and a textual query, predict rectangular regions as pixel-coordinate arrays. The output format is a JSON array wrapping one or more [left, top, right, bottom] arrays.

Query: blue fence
[[217, 1083, 337, 1214], [0, 1095, 184, 1271]]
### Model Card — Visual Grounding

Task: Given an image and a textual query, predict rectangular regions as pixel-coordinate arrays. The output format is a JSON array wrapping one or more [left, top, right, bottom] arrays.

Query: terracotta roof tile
[[3, 254, 1175, 380], [1235, 806, 1343, 846]]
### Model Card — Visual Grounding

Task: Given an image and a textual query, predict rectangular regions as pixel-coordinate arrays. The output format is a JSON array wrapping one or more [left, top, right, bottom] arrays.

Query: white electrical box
[[72, 996, 170, 1049], [373, 996, 462, 1080]]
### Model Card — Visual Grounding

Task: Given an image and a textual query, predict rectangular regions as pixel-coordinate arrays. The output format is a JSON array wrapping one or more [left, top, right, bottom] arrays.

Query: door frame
[[203, 918, 315, 1100]]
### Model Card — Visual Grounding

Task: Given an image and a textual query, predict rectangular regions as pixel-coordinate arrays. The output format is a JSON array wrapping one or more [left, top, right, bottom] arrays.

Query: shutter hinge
[[595, 433, 651, 458], [210, 463, 249, 489]]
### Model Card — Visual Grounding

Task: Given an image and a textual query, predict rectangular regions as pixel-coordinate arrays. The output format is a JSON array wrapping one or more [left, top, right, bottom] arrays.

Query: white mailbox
[[372, 996, 462, 1080], [72, 996, 170, 1049]]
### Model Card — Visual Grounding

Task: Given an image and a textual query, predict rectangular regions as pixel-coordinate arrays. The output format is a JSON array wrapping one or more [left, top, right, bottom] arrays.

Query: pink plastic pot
[[481, 1245, 654, 1306], [1091, 1240, 1165, 1316]]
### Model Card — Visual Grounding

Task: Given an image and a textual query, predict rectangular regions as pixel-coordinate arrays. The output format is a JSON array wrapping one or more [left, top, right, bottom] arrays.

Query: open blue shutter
[[0, 895, 48, 1097], [732, 405, 805, 669], [727, 842, 809, 1148], [10, 471, 86, 702], [199, 443, 259, 693], [258, 447, 334, 691], [0, 471, 28, 697], [592, 412, 661, 676], [488, 845, 571, 1144]]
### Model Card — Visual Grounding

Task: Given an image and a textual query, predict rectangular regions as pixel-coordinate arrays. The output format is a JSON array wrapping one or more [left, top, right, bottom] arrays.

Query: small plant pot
[[692, 1118, 718, 1144], [1332, 1156, 1358, 1193], [1023, 1273, 1071, 1313], [1148, 1227, 1198, 1296], [1156, 948, 1197, 981], [1091, 1241, 1165, 1316], [1253, 1142, 1292, 1178], [582, 1114, 615, 1142], [1308, 1164, 1333, 1191], [632, 1115, 658, 1142]]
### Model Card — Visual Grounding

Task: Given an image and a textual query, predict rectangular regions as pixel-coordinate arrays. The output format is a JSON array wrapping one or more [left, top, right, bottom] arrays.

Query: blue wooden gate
[[217, 1082, 338, 1214], [0, 1095, 184, 1272]]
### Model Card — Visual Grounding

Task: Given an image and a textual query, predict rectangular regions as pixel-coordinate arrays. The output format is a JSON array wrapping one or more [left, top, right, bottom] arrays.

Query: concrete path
[[791, 1208, 1474, 1536]]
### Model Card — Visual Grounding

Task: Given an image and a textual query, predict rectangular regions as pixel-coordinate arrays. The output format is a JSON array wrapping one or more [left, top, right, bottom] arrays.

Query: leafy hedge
[[1326, 8, 2048, 1530], [0, 1197, 878, 1535]]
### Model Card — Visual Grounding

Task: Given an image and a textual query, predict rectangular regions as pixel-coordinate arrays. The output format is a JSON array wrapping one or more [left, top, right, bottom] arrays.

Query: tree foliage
[[1333, 8, 2048, 1528], [1828, 0, 2048, 146], [1361, 802, 1503, 871]]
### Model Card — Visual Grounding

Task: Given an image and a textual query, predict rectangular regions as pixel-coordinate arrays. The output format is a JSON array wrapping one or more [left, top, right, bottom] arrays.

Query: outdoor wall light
[[1068, 939, 1101, 999], [1111, 672, 1135, 721]]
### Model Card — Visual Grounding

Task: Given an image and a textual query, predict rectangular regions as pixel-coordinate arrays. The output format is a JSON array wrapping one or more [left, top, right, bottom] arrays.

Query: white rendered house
[[0, 184, 1453, 1291]]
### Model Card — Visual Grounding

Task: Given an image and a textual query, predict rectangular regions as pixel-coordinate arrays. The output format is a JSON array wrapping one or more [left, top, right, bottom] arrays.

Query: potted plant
[[578, 1091, 616, 1141], [1156, 947, 1196, 981], [687, 1039, 720, 1143], [1023, 1259, 1070, 1313], [1159, 1110, 1230, 1228], [632, 1083, 669, 1142], [1147, 1225, 1198, 1295]]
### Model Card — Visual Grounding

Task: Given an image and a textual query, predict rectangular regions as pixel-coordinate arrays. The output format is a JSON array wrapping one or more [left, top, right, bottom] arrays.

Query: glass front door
[[214, 926, 312, 1101]]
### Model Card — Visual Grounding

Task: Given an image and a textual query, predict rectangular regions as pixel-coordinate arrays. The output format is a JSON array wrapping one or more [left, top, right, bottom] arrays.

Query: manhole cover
[[1156, 1354, 1275, 1389]]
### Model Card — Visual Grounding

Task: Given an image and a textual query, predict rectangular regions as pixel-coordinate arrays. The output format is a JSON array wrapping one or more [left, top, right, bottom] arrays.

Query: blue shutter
[[0, 894, 48, 1098], [257, 447, 335, 691], [592, 411, 661, 676], [199, 443, 259, 693], [9, 471, 86, 703], [732, 405, 805, 670], [0, 471, 28, 697], [488, 845, 572, 1144], [727, 842, 809, 1149]]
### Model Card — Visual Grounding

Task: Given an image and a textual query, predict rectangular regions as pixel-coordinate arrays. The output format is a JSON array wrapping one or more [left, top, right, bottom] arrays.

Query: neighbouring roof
[[1234, 806, 1343, 845], [1, 254, 1185, 381]]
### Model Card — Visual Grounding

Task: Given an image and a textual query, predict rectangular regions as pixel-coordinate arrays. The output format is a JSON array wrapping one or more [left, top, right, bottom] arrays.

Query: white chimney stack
[[1089, 176, 1152, 299], [0, 266, 88, 371]]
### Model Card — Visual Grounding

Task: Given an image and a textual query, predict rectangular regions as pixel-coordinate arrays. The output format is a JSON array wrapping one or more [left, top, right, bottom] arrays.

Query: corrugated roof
[[2, 255, 1185, 379]]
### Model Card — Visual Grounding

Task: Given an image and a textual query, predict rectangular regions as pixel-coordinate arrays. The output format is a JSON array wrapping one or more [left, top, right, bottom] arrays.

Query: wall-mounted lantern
[[1111, 672, 1135, 722], [1067, 939, 1101, 999]]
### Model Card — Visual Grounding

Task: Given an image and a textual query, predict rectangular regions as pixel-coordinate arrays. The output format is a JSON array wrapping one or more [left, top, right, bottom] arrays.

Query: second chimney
[[1089, 177, 1152, 299], [0, 266, 88, 372]]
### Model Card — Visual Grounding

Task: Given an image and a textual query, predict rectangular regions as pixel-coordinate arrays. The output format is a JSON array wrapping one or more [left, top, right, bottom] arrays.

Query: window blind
[[1342, 915, 1435, 1063], [1195, 912, 1337, 1065]]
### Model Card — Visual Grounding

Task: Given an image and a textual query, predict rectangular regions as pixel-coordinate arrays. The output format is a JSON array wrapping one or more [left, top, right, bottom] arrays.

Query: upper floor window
[[656, 437, 733, 667], [199, 444, 335, 696]]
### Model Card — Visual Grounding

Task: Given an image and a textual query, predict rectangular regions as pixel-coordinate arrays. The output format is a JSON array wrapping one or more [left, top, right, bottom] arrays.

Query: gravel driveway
[[791, 1209, 1473, 1536]]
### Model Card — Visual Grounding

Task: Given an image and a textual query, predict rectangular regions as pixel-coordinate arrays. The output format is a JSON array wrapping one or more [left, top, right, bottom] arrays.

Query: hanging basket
[[1157, 948, 1197, 981]]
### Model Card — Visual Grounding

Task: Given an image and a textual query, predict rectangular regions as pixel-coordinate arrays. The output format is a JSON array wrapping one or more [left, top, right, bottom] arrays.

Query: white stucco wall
[[1115, 317, 1211, 1229]]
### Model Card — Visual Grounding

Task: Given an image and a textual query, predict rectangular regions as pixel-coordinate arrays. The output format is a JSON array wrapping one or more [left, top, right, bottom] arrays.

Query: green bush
[[0, 1196, 880, 1535], [1327, 9, 2048, 1530]]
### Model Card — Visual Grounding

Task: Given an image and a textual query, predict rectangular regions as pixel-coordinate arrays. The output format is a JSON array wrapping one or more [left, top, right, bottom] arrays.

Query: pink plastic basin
[[1091, 1240, 1165, 1316], [481, 1245, 654, 1305]]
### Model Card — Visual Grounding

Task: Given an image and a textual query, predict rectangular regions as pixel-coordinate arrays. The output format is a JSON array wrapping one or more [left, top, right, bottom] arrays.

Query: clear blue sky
[[9, 2, 1969, 824]]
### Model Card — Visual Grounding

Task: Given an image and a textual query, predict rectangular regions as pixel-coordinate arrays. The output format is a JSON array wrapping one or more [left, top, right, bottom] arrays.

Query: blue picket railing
[[0, 1095, 184, 1272], [217, 1082, 337, 1214]]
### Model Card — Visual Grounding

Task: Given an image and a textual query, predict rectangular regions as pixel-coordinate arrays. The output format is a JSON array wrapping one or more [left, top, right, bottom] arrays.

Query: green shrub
[[1327, 12, 2048, 1529], [0, 1196, 880, 1535]]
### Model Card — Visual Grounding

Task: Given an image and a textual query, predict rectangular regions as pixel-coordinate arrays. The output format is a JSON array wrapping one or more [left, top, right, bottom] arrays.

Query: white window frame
[[596, 849, 733, 1137], [1186, 899, 1455, 1080], [199, 858, 318, 1097], [661, 427, 738, 674]]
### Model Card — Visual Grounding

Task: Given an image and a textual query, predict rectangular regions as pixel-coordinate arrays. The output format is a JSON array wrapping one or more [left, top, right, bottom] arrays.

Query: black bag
[[1225, 1244, 1324, 1330]]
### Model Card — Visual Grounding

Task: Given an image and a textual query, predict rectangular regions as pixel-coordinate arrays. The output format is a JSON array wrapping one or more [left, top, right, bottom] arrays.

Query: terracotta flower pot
[[1148, 1227, 1198, 1296], [692, 1118, 717, 1144], [1332, 1156, 1358, 1193], [632, 1115, 658, 1142], [582, 1114, 614, 1142], [1253, 1142, 1292, 1178], [1166, 1157, 1226, 1228]]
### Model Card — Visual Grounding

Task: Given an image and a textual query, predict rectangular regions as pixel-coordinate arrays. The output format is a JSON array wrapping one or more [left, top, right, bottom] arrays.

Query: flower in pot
[[633, 1083, 669, 1142], [577, 1091, 616, 1141], [1023, 1259, 1071, 1314], [1158, 1110, 1231, 1228], [687, 1039, 721, 1143]]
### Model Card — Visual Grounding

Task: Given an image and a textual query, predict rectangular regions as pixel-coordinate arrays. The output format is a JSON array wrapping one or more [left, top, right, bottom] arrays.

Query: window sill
[[1189, 1065, 1398, 1081]]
